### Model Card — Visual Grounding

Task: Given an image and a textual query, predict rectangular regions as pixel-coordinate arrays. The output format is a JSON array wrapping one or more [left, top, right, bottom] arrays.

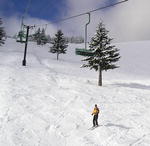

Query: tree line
[[29, 28, 84, 45]]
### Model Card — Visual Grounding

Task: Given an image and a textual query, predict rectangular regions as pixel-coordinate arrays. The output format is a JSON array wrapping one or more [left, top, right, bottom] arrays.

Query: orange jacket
[[92, 107, 99, 115]]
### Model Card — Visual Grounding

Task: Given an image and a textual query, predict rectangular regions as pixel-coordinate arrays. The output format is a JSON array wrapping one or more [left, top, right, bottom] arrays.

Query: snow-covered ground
[[0, 38, 150, 146]]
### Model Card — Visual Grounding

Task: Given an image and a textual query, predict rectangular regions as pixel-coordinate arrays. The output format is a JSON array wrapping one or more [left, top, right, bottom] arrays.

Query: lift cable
[[34, 0, 128, 28], [23, 0, 32, 18], [21, 0, 32, 29]]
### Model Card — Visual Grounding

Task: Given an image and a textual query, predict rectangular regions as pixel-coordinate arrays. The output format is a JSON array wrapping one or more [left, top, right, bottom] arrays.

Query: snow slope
[[0, 38, 150, 146]]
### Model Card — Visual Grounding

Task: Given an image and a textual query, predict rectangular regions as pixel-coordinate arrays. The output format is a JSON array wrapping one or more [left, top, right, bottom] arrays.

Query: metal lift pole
[[85, 13, 91, 50], [22, 25, 30, 66]]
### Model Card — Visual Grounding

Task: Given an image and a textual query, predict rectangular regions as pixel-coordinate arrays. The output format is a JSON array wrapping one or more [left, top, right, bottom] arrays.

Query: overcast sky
[[0, 0, 150, 42]]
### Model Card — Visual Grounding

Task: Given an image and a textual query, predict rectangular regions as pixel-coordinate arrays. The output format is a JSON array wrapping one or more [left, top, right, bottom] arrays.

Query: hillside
[[0, 38, 150, 146]]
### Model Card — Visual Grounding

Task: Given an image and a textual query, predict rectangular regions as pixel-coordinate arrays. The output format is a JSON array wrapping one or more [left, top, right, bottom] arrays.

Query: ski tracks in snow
[[1, 39, 150, 145]]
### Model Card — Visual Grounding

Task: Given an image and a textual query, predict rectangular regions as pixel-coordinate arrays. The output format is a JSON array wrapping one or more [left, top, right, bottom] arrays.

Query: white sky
[[62, 0, 150, 42]]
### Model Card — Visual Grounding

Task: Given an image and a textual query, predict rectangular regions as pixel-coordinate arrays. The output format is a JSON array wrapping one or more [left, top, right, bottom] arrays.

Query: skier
[[91, 104, 99, 127]]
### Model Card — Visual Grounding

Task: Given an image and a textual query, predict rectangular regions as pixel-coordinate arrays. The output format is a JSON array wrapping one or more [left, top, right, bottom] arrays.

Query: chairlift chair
[[75, 13, 94, 56], [16, 19, 26, 43]]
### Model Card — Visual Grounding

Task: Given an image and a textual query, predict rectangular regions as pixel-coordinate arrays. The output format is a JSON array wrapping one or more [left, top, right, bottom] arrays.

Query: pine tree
[[82, 22, 120, 86], [33, 28, 48, 45], [50, 30, 68, 60], [47, 35, 51, 43], [0, 18, 6, 46], [40, 28, 48, 45], [36, 28, 41, 45], [32, 28, 41, 45]]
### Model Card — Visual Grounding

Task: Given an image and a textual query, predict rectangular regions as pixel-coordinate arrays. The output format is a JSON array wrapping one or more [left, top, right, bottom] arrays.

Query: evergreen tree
[[47, 35, 51, 43], [0, 18, 6, 46], [33, 28, 48, 45], [50, 30, 68, 60], [32, 28, 41, 44], [35, 28, 41, 45], [40, 28, 48, 45], [82, 22, 120, 86]]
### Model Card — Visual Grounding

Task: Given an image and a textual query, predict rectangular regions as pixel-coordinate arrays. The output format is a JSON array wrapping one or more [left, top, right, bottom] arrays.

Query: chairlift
[[16, 0, 32, 43], [16, 18, 26, 43], [75, 13, 94, 56]]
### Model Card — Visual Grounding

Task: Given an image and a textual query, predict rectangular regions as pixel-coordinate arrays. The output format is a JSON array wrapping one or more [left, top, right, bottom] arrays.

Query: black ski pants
[[93, 114, 98, 126]]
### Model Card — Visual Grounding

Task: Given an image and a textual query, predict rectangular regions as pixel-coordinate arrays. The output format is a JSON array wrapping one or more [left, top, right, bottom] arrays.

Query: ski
[[88, 125, 100, 130]]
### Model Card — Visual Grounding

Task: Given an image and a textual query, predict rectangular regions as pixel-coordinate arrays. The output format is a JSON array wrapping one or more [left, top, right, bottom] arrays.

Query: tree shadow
[[112, 83, 150, 90]]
